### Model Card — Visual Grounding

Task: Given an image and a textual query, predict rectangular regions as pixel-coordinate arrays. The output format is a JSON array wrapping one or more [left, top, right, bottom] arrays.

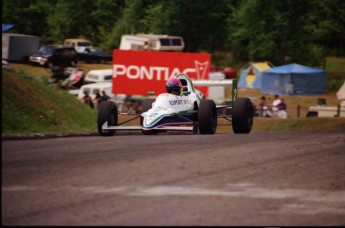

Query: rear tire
[[97, 101, 118, 136], [232, 98, 254, 134], [198, 99, 217, 134]]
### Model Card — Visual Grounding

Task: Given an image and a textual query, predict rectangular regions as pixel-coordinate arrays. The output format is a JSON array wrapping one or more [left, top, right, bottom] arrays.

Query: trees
[[227, 0, 345, 66], [103, 0, 231, 52], [45, 0, 122, 47], [102, 0, 149, 51], [3, 0, 53, 37], [2, 0, 344, 66]]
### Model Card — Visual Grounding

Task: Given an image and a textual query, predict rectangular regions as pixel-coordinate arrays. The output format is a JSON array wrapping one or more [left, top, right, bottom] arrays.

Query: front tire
[[198, 99, 217, 134], [232, 98, 254, 133], [97, 101, 118, 136]]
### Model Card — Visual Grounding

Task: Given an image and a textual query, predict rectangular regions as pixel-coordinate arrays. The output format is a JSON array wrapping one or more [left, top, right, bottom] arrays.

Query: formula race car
[[97, 73, 254, 136]]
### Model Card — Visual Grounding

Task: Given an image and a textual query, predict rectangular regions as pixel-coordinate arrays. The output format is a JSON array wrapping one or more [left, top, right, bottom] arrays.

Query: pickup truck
[[77, 47, 112, 64]]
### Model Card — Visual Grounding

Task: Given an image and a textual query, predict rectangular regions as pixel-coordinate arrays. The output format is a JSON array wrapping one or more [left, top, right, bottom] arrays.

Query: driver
[[166, 78, 183, 96]]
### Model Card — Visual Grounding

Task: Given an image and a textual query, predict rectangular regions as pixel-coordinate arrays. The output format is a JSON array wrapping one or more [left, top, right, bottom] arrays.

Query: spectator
[[340, 100, 345, 108], [82, 91, 94, 109], [50, 65, 67, 88], [272, 94, 281, 117], [258, 96, 272, 117], [94, 91, 102, 109], [101, 90, 110, 102], [277, 98, 288, 118], [124, 101, 136, 114]]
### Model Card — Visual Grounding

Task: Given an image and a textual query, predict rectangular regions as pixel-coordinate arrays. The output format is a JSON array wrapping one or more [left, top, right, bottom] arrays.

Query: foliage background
[[3, 0, 345, 67]]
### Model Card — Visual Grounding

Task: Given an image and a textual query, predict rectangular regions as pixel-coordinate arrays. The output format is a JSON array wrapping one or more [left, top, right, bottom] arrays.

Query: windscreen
[[39, 46, 54, 54]]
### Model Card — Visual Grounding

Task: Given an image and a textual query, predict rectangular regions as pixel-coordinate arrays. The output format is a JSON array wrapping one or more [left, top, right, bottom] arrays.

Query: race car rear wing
[[192, 79, 237, 101]]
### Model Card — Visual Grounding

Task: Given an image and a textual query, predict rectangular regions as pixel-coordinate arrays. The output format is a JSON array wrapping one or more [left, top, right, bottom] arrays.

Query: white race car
[[98, 73, 254, 135]]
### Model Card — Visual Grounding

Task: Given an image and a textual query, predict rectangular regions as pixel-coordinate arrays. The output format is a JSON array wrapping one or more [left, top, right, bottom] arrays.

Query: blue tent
[[238, 62, 273, 89], [2, 24, 14, 32], [261, 63, 326, 95]]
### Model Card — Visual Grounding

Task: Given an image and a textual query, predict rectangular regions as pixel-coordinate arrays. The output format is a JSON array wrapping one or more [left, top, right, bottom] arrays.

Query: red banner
[[112, 50, 210, 97]]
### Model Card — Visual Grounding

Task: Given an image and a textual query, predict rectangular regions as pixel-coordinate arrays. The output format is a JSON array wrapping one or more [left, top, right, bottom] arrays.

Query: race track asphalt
[[2, 130, 345, 226]]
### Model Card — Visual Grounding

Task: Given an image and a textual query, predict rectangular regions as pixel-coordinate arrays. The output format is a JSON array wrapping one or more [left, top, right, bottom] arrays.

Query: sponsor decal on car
[[169, 99, 190, 106]]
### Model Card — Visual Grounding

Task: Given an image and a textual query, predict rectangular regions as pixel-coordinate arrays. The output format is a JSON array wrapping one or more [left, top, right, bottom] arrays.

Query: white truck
[[84, 69, 113, 84], [64, 38, 93, 53], [119, 34, 184, 51]]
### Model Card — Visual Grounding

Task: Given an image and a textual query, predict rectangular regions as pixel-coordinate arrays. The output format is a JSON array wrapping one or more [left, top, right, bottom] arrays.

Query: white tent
[[336, 81, 345, 100]]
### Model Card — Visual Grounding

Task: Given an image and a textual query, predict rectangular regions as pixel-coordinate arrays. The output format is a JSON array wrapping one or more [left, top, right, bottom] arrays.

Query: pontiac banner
[[112, 50, 211, 96]]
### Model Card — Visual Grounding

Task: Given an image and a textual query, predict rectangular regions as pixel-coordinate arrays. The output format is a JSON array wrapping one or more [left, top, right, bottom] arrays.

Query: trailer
[[119, 34, 184, 52], [306, 105, 345, 117], [2, 33, 40, 62]]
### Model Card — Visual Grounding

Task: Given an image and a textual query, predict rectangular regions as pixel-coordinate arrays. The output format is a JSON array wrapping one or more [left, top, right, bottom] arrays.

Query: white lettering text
[[113, 64, 205, 81]]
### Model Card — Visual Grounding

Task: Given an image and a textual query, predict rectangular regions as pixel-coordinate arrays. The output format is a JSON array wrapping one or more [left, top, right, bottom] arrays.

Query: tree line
[[3, 0, 345, 66]]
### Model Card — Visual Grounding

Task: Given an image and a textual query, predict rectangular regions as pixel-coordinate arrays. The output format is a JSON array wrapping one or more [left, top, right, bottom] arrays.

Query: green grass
[[215, 117, 345, 133], [2, 68, 97, 134], [324, 57, 345, 91], [325, 57, 345, 73], [251, 118, 345, 132]]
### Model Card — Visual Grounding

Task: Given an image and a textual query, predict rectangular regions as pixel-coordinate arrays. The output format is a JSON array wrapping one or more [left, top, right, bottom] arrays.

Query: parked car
[[77, 47, 112, 63], [29, 45, 78, 67], [84, 69, 113, 84]]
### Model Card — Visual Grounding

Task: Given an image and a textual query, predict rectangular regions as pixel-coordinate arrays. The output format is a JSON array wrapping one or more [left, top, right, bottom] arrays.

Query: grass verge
[[2, 67, 97, 134]]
